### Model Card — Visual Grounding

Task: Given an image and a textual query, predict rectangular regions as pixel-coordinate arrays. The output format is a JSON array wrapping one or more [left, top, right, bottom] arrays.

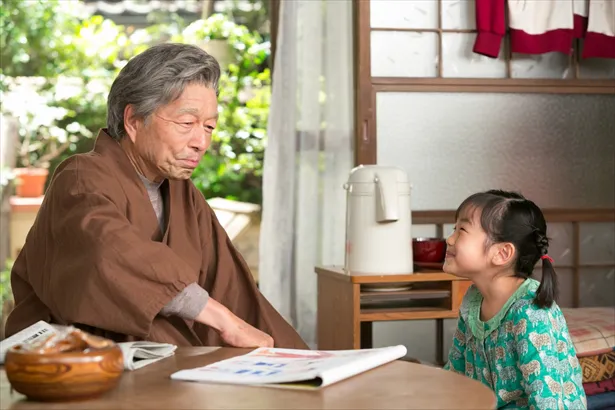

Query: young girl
[[443, 190, 587, 410]]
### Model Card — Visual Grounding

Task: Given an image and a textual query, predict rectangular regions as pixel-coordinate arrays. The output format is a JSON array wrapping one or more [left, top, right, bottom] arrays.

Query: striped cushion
[[562, 308, 615, 357], [580, 352, 615, 383]]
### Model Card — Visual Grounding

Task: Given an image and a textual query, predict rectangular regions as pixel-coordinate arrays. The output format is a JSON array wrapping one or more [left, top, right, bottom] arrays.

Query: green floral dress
[[444, 279, 587, 410]]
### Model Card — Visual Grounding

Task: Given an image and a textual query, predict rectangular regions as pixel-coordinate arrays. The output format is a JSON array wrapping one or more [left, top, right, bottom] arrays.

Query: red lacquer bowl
[[413, 237, 447, 263]]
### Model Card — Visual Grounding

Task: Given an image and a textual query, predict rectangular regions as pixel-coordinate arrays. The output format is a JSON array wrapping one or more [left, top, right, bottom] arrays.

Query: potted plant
[[2, 77, 97, 198], [12, 169, 49, 198], [179, 14, 238, 71]]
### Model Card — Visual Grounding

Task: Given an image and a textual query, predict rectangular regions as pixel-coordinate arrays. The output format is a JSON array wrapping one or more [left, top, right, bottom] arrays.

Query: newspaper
[[0, 320, 56, 363], [0, 321, 176, 370], [171, 344, 408, 389]]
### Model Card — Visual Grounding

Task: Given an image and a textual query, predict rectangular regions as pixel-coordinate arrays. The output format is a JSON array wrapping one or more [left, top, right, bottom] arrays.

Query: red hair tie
[[541, 255, 554, 263]]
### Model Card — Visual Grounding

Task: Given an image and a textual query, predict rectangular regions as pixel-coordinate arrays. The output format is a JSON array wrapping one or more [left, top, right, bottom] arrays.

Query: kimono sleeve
[[191, 188, 308, 349], [444, 315, 467, 374], [33, 165, 197, 338]]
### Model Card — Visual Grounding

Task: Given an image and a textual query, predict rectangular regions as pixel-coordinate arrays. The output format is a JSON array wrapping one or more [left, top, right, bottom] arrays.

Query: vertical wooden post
[[354, 0, 376, 165], [316, 271, 357, 350], [201, 0, 214, 20], [572, 222, 580, 307]]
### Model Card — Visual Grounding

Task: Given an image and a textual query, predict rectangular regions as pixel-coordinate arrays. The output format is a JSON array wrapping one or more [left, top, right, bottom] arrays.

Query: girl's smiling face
[[443, 206, 494, 278]]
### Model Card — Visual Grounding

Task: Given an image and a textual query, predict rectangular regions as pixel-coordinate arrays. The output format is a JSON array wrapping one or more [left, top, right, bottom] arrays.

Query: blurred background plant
[[0, 0, 270, 204], [0, 259, 13, 307], [0, 259, 14, 339]]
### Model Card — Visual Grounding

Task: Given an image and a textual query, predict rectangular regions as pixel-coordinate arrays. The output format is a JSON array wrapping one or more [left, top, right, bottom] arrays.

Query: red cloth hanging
[[473, 0, 615, 59]]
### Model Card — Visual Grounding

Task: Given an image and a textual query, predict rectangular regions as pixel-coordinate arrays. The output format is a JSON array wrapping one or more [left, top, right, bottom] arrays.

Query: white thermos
[[343, 165, 413, 275]]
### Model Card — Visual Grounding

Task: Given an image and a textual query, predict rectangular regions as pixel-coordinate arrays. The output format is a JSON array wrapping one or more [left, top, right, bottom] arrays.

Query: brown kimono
[[5, 130, 308, 349]]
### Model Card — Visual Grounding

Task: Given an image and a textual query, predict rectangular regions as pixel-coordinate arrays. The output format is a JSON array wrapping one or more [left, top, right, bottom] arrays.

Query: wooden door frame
[[354, 0, 376, 166]]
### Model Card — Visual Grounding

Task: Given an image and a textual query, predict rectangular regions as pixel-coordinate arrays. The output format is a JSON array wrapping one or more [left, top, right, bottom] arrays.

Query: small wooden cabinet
[[315, 266, 471, 364]]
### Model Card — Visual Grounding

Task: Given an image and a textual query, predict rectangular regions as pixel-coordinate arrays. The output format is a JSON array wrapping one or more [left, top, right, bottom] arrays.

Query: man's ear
[[123, 104, 141, 143], [491, 242, 516, 267]]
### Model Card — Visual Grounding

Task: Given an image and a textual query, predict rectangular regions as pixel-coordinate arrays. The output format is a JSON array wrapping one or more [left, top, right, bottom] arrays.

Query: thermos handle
[[375, 175, 398, 222]]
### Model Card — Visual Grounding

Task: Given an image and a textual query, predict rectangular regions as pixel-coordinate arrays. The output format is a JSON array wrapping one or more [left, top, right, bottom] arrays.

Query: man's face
[[131, 83, 218, 180]]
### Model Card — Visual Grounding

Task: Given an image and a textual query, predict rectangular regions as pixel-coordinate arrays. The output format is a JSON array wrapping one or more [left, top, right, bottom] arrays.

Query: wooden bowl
[[4, 339, 124, 402]]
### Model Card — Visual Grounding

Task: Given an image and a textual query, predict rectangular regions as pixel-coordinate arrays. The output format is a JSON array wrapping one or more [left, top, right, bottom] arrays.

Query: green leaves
[[177, 14, 271, 204], [0, 0, 89, 78], [2, 2, 269, 204], [0, 259, 14, 307]]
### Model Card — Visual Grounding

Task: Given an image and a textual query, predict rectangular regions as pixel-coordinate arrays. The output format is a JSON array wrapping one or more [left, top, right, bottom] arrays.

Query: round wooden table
[[1, 347, 496, 409]]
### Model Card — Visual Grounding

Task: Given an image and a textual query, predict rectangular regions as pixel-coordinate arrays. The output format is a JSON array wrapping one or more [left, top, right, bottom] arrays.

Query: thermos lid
[[346, 165, 409, 184]]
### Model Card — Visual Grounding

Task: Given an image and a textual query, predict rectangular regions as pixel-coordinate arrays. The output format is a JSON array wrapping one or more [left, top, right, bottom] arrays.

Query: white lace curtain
[[258, 0, 354, 347]]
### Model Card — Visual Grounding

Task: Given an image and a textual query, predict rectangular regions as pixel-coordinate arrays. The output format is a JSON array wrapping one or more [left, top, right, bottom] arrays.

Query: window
[[368, 0, 615, 80], [354, 0, 615, 165]]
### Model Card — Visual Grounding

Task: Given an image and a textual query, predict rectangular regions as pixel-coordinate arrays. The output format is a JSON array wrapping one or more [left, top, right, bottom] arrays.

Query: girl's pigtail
[[534, 233, 558, 308]]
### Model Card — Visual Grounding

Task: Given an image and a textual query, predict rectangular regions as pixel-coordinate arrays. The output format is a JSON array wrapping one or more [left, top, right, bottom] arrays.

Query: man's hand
[[219, 317, 274, 348], [194, 297, 274, 348]]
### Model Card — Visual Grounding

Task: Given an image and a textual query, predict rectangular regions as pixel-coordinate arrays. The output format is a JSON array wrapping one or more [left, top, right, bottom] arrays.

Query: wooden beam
[[372, 78, 615, 95], [412, 209, 615, 225]]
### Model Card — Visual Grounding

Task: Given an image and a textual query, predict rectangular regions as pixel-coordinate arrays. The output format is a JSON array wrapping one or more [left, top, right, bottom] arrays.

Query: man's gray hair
[[106, 43, 221, 140]]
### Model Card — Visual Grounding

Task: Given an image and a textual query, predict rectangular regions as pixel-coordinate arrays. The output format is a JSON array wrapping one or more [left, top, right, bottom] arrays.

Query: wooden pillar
[[201, 0, 215, 20]]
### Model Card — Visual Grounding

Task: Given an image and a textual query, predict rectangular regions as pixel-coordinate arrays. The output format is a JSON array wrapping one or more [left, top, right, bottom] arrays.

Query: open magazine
[[170, 344, 408, 389]]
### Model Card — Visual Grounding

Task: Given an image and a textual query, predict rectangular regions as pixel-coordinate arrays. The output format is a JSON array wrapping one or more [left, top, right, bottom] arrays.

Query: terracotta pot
[[13, 168, 48, 197]]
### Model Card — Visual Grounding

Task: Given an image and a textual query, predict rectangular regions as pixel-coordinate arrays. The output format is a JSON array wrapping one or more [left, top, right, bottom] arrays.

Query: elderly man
[[5, 43, 307, 349]]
